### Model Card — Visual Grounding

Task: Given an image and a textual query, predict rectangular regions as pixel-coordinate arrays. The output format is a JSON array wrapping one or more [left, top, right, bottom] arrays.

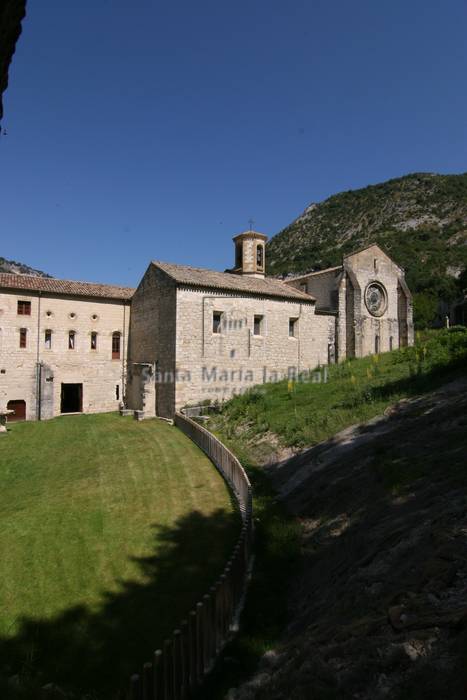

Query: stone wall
[[174, 288, 335, 411], [127, 265, 176, 418], [233, 231, 267, 278], [343, 245, 412, 356], [288, 245, 414, 360], [288, 270, 340, 311], [0, 289, 129, 419]]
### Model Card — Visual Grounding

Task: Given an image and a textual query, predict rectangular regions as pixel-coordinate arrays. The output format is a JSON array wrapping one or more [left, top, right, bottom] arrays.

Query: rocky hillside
[[267, 173, 467, 319], [0, 256, 50, 277], [230, 377, 467, 700]]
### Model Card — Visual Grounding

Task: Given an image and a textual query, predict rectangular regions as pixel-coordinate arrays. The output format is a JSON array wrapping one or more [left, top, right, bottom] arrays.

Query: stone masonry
[[0, 234, 414, 420], [0, 277, 131, 420]]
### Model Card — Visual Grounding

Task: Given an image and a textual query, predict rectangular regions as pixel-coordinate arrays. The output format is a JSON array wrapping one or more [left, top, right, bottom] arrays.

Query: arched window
[[112, 332, 121, 359], [256, 244, 264, 270], [68, 331, 76, 350], [44, 329, 52, 349], [19, 328, 27, 348], [235, 242, 243, 269], [91, 332, 97, 350]]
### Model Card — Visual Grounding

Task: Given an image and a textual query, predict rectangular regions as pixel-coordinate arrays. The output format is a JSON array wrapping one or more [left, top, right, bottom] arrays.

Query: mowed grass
[[0, 413, 237, 697]]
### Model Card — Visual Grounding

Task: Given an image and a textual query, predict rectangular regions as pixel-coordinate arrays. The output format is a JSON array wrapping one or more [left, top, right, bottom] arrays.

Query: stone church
[[0, 232, 413, 420]]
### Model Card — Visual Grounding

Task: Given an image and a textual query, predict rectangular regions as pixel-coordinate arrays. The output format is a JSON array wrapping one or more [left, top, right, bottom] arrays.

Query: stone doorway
[[7, 400, 26, 422], [61, 383, 83, 414]]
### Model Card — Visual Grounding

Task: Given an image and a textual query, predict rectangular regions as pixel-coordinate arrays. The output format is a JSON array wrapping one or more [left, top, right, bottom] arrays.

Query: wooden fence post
[[188, 610, 197, 691], [163, 638, 173, 700], [129, 673, 141, 700], [153, 649, 163, 700], [224, 564, 233, 630], [180, 619, 189, 699], [202, 593, 212, 669], [196, 601, 204, 682], [142, 662, 153, 700], [219, 572, 227, 639], [209, 584, 219, 654], [173, 629, 182, 700]]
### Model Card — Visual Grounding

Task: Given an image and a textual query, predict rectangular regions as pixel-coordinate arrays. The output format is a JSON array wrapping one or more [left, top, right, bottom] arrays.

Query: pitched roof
[[152, 261, 315, 302], [0, 273, 135, 300], [288, 265, 343, 281]]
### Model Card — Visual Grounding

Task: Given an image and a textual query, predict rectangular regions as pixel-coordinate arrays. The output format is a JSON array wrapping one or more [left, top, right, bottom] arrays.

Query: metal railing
[[127, 413, 253, 699]]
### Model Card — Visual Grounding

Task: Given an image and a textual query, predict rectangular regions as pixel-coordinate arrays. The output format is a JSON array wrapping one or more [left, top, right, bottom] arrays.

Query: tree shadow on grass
[[0, 508, 239, 699]]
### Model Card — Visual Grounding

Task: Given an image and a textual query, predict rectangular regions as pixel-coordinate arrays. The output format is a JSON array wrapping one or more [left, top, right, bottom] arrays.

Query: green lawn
[[0, 413, 238, 698]]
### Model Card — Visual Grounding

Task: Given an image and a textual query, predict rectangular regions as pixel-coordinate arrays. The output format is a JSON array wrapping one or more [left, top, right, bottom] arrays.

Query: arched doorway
[[7, 400, 26, 422]]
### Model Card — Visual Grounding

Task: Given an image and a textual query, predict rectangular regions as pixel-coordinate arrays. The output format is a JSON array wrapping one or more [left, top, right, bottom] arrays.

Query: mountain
[[267, 173, 467, 324], [0, 256, 50, 277]]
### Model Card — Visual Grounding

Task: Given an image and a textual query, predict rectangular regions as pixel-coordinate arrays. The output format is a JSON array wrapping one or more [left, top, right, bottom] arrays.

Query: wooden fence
[[127, 413, 253, 700]]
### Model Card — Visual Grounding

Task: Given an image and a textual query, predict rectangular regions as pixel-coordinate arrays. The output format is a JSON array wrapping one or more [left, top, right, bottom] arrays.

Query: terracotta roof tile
[[152, 261, 315, 302], [0, 273, 134, 300]]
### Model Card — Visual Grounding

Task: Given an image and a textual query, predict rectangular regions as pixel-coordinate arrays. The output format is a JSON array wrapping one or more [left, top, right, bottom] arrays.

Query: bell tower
[[232, 230, 268, 278]]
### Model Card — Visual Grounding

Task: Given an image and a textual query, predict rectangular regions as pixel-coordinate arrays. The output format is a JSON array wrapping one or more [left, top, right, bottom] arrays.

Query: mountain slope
[[0, 256, 50, 277], [267, 173, 467, 312]]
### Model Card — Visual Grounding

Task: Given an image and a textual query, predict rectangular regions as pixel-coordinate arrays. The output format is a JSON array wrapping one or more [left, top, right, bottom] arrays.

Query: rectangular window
[[375, 335, 380, 354], [91, 332, 97, 350], [17, 300, 31, 315], [19, 328, 27, 348], [68, 331, 75, 350], [212, 312, 222, 334], [115, 384, 120, 401], [45, 330, 52, 349], [289, 318, 298, 338], [112, 332, 121, 359], [253, 315, 263, 336]]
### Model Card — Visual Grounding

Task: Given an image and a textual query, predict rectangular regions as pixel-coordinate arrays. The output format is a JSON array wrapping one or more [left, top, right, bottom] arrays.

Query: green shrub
[[413, 292, 438, 329], [217, 329, 467, 449]]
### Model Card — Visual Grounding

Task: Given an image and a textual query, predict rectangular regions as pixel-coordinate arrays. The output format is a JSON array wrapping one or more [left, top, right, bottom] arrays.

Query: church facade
[[0, 232, 413, 420]]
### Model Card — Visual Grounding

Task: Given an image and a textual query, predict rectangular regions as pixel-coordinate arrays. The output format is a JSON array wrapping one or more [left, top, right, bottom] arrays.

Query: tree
[[413, 293, 438, 329]]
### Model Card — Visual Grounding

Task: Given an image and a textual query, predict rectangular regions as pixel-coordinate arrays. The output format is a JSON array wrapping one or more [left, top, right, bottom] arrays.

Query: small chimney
[[232, 231, 268, 278]]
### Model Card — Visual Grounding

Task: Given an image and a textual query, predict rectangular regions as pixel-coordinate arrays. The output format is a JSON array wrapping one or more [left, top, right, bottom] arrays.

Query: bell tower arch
[[232, 231, 268, 279]]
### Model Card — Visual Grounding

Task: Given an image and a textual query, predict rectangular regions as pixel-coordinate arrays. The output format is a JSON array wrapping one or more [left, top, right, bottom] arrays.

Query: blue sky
[[1, 0, 466, 286]]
